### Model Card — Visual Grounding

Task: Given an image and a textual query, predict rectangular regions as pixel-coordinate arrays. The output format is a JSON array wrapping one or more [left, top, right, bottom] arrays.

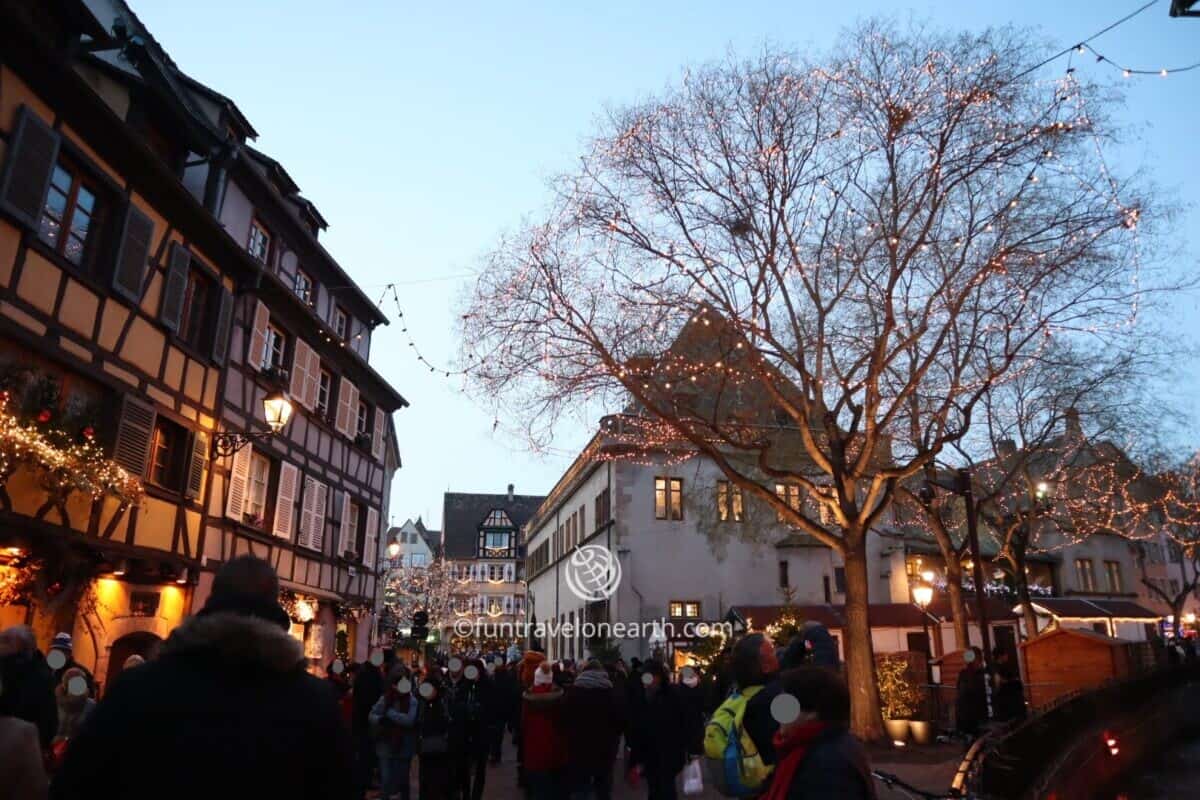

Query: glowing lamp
[[920, 570, 935, 583], [387, 541, 402, 559], [1186, 612, 1197, 625], [912, 582, 934, 609], [113, 559, 128, 577], [263, 390, 294, 433]]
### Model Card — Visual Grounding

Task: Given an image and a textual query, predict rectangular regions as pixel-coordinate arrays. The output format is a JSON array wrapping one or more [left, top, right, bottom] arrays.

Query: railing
[[960, 662, 1200, 799]]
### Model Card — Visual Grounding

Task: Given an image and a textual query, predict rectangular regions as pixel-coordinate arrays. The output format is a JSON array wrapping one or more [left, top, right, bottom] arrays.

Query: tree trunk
[[1012, 543, 1038, 639], [842, 541, 886, 742], [944, 560, 970, 650]]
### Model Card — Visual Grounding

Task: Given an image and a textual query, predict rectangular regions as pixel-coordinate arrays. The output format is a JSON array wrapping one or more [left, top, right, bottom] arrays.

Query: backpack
[[703, 686, 773, 797]]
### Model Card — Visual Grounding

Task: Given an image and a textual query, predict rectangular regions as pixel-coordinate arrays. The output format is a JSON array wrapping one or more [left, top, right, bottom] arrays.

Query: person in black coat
[[761, 666, 875, 800], [0, 625, 57, 749], [675, 666, 706, 758], [50, 555, 354, 800], [564, 659, 627, 800], [487, 659, 519, 763], [352, 655, 384, 798], [416, 674, 454, 800], [445, 658, 491, 800], [627, 660, 698, 800], [990, 647, 1025, 724], [955, 647, 988, 738]]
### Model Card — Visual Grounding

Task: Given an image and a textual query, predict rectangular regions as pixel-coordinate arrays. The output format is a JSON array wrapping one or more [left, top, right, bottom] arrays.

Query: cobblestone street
[[374, 737, 963, 799]]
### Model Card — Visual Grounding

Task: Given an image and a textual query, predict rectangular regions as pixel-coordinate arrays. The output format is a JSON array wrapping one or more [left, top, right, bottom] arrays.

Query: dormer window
[[484, 509, 513, 527], [334, 306, 350, 341], [248, 219, 271, 264], [294, 269, 314, 305]]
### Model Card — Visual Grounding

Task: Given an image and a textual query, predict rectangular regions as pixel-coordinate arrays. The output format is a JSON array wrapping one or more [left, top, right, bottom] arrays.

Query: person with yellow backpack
[[703, 634, 779, 797]]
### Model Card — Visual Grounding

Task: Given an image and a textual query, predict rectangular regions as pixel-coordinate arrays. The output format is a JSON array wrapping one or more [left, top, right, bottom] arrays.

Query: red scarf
[[763, 721, 828, 800]]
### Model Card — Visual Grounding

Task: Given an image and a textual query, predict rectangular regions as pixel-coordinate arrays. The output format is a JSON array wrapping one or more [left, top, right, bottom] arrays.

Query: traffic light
[[411, 610, 429, 642]]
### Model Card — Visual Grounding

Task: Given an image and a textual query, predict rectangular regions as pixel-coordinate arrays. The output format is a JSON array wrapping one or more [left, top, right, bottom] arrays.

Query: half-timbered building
[[0, 0, 406, 682]]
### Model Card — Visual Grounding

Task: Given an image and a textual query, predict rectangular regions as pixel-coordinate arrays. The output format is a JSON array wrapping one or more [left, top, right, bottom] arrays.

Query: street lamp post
[[912, 580, 934, 669], [212, 390, 294, 456]]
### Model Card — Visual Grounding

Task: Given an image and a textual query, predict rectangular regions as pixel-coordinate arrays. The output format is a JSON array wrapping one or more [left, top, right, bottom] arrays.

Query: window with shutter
[[224, 445, 251, 520], [272, 462, 299, 540], [290, 339, 310, 407], [296, 475, 316, 549], [247, 300, 270, 371], [112, 204, 155, 303], [371, 408, 386, 461], [112, 396, 156, 478], [504, 563, 515, 582], [211, 289, 234, 365], [185, 430, 208, 500], [0, 106, 61, 228], [160, 244, 190, 333]]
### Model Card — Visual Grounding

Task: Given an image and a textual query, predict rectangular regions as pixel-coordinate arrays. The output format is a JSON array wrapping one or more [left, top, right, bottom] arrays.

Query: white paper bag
[[682, 757, 704, 796]]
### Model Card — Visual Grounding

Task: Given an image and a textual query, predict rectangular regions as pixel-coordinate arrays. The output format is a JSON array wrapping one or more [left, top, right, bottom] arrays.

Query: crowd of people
[[0, 555, 882, 800]]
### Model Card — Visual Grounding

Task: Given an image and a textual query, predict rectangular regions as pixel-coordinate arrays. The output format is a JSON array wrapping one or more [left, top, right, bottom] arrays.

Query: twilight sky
[[134, 0, 1200, 528]]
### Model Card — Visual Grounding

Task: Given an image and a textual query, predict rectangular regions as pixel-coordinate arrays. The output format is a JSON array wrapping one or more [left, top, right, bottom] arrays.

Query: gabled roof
[[442, 491, 546, 560], [1016, 597, 1160, 621]]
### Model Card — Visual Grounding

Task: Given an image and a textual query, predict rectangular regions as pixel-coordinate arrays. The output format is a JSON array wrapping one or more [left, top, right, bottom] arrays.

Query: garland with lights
[[0, 390, 142, 511], [279, 590, 320, 624]]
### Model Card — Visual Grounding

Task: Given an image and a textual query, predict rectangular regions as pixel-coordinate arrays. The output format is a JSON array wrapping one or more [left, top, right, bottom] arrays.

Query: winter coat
[[676, 682, 707, 756], [49, 611, 355, 800], [0, 650, 57, 749], [351, 662, 384, 736], [54, 688, 96, 741], [445, 676, 490, 753], [745, 676, 784, 765], [628, 685, 692, 776], [0, 715, 48, 800], [564, 669, 626, 772], [776, 725, 877, 800], [369, 689, 418, 758], [956, 665, 988, 735], [521, 684, 568, 772], [487, 667, 519, 726], [417, 691, 453, 754]]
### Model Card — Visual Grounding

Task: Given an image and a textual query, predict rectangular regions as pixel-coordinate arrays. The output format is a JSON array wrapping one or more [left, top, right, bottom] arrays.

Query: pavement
[[370, 736, 965, 799]]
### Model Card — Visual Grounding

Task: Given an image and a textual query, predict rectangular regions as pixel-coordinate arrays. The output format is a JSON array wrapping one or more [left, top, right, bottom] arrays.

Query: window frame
[[147, 417, 187, 491], [1075, 558, 1096, 592], [654, 476, 684, 520], [356, 399, 370, 437], [38, 157, 104, 269], [1103, 560, 1123, 594], [333, 306, 350, 341], [262, 321, 287, 372], [293, 268, 315, 306], [717, 480, 744, 523], [177, 265, 216, 350], [316, 367, 333, 418], [244, 449, 273, 528], [778, 560, 790, 588], [248, 218, 271, 264]]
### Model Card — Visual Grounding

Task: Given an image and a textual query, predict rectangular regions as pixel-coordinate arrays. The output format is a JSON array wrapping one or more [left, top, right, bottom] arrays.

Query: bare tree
[[460, 23, 1156, 739]]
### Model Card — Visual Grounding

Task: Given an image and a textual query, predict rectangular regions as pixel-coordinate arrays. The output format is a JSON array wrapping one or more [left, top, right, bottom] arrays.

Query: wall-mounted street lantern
[[212, 390, 294, 457]]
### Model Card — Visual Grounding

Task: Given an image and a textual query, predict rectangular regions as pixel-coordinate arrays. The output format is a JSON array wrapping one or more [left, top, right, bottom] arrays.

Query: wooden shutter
[[184, 430, 209, 500], [272, 462, 299, 540], [160, 243, 190, 333], [224, 445, 251, 520], [0, 106, 61, 228], [371, 408, 386, 461], [112, 396, 156, 478], [112, 204, 155, 302], [337, 491, 353, 556], [303, 343, 321, 410], [289, 338, 311, 407], [364, 507, 379, 570], [335, 377, 357, 437], [296, 476, 315, 549], [211, 288, 234, 364], [310, 480, 329, 552], [247, 300, 270, 371]]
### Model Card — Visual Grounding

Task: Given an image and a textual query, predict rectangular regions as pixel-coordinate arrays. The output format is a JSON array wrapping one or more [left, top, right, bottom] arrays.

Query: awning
[[1015, 597, 1161, 622]]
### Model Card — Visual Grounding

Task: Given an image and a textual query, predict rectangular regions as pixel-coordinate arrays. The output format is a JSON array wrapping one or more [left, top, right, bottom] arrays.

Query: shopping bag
[[683, 757, 704, 796]]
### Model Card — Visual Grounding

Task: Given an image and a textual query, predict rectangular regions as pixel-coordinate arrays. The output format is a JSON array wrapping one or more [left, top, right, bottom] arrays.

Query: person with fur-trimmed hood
[[50, 555, 354, 800]]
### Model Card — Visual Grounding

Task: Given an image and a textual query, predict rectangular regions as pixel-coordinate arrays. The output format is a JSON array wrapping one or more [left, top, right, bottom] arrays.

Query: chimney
[[997, 439, 1017, 458], [1065, 408, 1082, 438], [507, 483, 514, 502]]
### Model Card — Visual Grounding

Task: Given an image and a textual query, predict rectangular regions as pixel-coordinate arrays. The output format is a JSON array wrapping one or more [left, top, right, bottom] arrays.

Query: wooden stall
[[1020, 626, 1141, 709]]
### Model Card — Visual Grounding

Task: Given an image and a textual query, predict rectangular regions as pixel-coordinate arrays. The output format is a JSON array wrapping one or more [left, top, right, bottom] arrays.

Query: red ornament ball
[[82, 426, 95, 440], [36, 409, 52, 423]]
